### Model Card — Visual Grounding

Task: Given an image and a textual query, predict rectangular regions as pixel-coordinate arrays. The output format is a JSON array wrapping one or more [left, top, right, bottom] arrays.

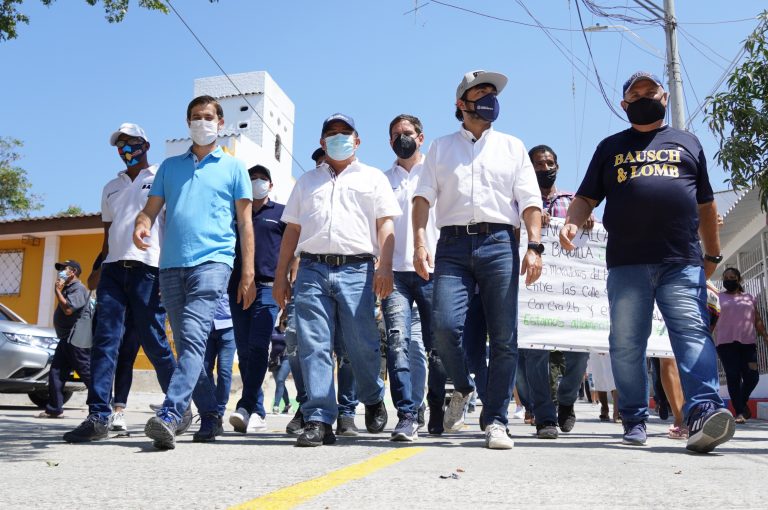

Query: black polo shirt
[[230, 200, 286, 292]]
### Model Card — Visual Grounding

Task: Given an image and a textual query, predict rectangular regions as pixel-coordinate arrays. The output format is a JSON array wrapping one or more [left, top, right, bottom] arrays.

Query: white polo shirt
[[100, 165, 163, 267], [413, 127, 541, 228], [282, 160, 402, 257], [385, 157, 439, 272]]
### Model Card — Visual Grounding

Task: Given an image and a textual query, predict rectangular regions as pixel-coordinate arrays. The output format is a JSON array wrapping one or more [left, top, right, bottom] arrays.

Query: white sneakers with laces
[[485, 421, 514, 450]]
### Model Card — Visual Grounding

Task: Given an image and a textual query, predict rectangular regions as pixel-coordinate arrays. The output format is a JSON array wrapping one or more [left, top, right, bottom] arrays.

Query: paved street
[[1, 389, 766, 509]]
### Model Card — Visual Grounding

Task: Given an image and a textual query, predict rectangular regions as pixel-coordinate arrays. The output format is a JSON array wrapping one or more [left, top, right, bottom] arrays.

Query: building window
[[0, 249, 24, 296], [240, 105, 248, 112], [239, 122, 248, 129], [275, 134, 282, 162]]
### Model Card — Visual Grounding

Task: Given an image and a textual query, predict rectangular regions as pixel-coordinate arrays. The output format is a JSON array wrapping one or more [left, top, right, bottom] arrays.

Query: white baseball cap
[[456, 70, 508, 100], [109, 123, 148, 146]]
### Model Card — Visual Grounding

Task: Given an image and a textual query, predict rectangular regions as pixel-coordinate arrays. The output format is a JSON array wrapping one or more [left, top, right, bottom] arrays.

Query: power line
[[413, 0, 585, 31], [679, 26, 731, 64], [165, 0, 306, 173], [679, 17, 757, 26]]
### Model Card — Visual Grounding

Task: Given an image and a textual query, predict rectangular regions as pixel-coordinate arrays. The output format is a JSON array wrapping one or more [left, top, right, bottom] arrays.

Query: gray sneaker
[[175, 407, 193, 436], [63, 416, 109, 443], [145, 415, 177, 450], [443, 391, 472, 432], [536, 423, 559, 439], [391, 414, 418, 442], [336, 415, 359, 437]]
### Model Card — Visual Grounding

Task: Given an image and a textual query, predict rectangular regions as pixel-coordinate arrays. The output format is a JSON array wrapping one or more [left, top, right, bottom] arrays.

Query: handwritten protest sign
[[518, 217, 674, 357]]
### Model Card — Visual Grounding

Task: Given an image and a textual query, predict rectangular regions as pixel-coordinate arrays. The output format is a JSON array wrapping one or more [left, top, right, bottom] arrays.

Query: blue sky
[[0, 0, 763, 217]]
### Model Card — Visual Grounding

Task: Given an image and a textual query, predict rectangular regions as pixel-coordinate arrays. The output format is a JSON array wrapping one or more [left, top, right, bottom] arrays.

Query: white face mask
[[189, 119, 219, 146], [252, 179, 270, 200]]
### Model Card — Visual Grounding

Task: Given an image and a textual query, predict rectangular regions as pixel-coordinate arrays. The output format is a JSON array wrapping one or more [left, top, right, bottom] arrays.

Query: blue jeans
[[295, 259, 385, 425], [607, 263, 724, 423], [203, 326, 236, 417], [271, 357, 292, 409], [159, 262, 231, 421], [409, 306, 427, 408], [463, 293, 489, 404], [87, 262, 176, 422], [229, 283, 279, 418], [112, 320, 141, 408], [432, 226, 520, 426], [559, 351, 590, 406], [334, 322, 360, 417], [284, 298, 307, 406], [716, 342, 759, 416], [517, 348, 554, 423]]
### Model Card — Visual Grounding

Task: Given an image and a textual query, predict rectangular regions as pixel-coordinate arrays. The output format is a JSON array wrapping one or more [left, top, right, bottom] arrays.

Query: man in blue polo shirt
[[133, 95, 255, 449], [228, 164, 287, 435]]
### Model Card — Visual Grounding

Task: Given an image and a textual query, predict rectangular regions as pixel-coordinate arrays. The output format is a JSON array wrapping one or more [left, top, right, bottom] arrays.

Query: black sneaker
[[336, 415, 359, 437], [215, 416, 224, 436], [286, 408, 305, 435], [686, 403, 735, 453], [364, 400, 388, 433], [175, 407, 193, 436], [417, 403, 426, 430], [192, 413, 219, 443], [391, 414, 418, 442], [63, 415, 109, 443], [536, 422, 559, 439], [428, 403, 444, 435], [145, 415, 178, 450], [657, 401, 670, 421], [558, 404, 576, 433], [296, 421, 336, 447]]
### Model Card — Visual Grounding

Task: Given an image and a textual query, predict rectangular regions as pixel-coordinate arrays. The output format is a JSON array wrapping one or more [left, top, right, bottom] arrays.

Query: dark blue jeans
[[47, 340, 91, 415], [230, 283, 279, 418], [87, 262, 176, 422], [112, 323, 140, 408], [463, 293, 489, 404], [204, 326, 236, 417], [716, 342, 759, 416], [432, 226, 520, 426]]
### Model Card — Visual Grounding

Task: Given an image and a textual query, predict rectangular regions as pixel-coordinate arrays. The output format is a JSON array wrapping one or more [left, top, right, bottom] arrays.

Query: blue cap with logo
[[622, 71, 663, 96], [321, 113, 356, 135]]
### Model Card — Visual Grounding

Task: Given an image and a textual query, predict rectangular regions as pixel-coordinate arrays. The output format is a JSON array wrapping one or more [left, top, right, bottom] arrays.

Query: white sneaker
[[443, 391, 471, 432], [247, 413, 267, 433], [110, 411, 127, 432], [513, 406, 525, 420], [229, 408, 249, 433], [485, 421, 514, 450]]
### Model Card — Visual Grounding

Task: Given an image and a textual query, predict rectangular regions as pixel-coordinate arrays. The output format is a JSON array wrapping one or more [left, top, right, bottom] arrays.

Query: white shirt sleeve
[[374, 171, 402, 219], [281, 176, 303, 225], [413, 140, 438, 207], [100, 182, 113, 223]]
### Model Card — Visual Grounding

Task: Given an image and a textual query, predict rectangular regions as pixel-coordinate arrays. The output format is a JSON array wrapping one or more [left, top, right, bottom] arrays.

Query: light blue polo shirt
[[149, 146, 252, 269]]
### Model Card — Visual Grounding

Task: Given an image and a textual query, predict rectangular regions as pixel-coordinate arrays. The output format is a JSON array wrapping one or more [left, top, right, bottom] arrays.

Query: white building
[[165, 71, 296, 202]]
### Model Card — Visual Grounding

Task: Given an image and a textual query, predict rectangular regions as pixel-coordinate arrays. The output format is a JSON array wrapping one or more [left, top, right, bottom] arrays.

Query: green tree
[[58, 205, 86, 216], [0, 137, 41, 218], [1, 1, 217, 42], [706, 11, 768, 207]]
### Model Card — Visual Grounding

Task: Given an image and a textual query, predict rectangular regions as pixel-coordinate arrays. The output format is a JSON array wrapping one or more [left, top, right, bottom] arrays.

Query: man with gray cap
[[413, 70, 543, 450], [560, 71, 734, 453], [64, 123, 179, 443], [273, 113, 402, 447]]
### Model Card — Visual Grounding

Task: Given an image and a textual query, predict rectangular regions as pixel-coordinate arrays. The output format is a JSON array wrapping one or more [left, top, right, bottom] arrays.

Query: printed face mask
[[392, 133, 418, 160], [189, 119, 219, 146], [468, 93, 500, 122], [252, 179, 270, 200], [625, 97, 666, 125], [324, 133, 356, 161], [118, 142, 146, 167]]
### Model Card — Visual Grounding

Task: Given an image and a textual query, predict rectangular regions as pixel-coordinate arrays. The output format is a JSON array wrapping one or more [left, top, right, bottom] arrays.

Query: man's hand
[[133, 226, 152, 250], [413, 246, 434, 281], [237, 272, 256, 310], [559, 223, 579, 251], [584, 215, 595, 231], [374, 265, 394, 299], [272, 276, 292, 310], [520, 250, 542, 285], [541, 211, 551, 227], [55, 278, 65, 291]]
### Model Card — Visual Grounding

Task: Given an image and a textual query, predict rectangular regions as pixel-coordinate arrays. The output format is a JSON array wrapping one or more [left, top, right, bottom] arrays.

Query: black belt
[[441, 222, 513, 236], [300, 253, 375, 267], [117, 260, 150, 269]]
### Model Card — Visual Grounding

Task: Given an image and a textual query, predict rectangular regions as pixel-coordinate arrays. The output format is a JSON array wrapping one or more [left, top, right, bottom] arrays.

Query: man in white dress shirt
[[273, 113, 402, 447], [413, 70, 543, 449]]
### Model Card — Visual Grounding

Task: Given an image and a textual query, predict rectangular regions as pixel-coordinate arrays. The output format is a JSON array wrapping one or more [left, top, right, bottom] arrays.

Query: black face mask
[[392, 133, 418, 160], [536, 169, 558, 189], [723, 280, 740, 292], [625, 97, 666, 125]]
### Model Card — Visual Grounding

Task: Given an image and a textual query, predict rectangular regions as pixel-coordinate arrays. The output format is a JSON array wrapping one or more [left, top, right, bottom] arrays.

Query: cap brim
[[477, 72, 508, 95], [54, 262, 66, 270], [625, 77, 662, 95], [109, 131, 122, 146]]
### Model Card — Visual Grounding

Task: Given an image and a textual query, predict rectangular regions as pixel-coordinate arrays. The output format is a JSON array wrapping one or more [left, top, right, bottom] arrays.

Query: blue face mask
[[469, 93, 500, 122], [324, 133, 356, 161], [57, 270, 68, 280]]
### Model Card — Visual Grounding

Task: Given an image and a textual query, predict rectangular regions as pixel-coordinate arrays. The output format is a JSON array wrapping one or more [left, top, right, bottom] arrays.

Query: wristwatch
[[527, 242, 545, 255], [704, 253, 723, 264]]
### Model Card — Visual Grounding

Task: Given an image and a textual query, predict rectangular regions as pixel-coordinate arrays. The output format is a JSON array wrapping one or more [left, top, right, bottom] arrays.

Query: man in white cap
[[560, 71, 734, 453], [64, 123, 180, 443], [413, 70, 543, 450]]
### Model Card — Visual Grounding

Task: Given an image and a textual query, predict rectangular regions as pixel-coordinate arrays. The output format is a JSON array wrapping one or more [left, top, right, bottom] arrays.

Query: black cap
[[55, 259, 82, 276], [311, 147, 325, 163], [248, 164, 272, 182]]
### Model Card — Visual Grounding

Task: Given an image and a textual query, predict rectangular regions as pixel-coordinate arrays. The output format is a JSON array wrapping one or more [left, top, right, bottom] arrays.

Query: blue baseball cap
[[321, 113, 356, 135], [622, 71, 663, 96]]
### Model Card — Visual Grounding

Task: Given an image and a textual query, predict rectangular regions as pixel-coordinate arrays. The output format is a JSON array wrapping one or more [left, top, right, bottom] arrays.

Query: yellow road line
[[229, 447, 425, 510]]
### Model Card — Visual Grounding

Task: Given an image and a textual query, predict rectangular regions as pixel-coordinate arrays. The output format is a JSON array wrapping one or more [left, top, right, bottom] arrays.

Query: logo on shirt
[[613, 149, 681, 183], [141, 183, 152, 190]]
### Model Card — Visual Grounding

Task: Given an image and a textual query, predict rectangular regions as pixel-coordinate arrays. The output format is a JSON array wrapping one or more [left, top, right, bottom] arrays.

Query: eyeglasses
[[115, 137, 145, 148]]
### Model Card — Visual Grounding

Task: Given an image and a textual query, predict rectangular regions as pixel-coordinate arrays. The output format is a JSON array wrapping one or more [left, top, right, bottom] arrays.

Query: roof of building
[[0, 212, 102, 236]]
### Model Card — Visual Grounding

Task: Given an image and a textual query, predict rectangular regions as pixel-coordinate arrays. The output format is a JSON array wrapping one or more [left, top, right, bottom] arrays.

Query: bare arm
[[374, 217, 395, 299], [698, 201, 721, 279], [520, 206, 543, 286], [412, 196, 434, 281], [559, 196, 597, 250], [273, 223, 301, 310], [133, 195, 165, 250], [235, 198, 256, 310]]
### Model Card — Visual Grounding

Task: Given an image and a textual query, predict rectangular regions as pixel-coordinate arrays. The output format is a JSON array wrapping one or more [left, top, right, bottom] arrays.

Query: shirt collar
[[459, 125, 494, 143], [182, 146, 224, 161], [117, 163, 158, 179], [543, 185, 559, 200], [391, 154, 425, 175]]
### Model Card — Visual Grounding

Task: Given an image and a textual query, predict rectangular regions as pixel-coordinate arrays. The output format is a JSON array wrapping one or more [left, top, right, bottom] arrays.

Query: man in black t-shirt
[[559, 71, 735, 454]]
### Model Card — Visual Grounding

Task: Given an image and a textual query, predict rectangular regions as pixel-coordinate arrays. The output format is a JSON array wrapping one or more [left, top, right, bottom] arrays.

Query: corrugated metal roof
[[714, 189, 742, 216], [0, 212, 100, 225]]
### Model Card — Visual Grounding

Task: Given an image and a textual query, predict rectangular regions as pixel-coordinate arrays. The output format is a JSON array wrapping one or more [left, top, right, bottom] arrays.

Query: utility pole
[[633, 0, 686, 129]]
